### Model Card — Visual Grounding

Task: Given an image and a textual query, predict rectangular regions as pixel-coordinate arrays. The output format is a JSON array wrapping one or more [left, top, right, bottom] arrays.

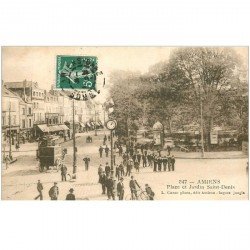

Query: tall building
[[4, 80, 46, 125], [2, 87, 33, 143]]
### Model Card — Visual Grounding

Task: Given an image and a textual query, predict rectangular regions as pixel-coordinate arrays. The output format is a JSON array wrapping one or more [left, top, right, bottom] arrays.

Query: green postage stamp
[[56, 55, 98, 90]]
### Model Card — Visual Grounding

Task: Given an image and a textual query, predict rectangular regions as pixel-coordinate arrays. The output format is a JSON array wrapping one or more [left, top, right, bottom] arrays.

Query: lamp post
[[72, 99, 77, 174], [8, 104, 12, 159], [199, 84, 205, 158]]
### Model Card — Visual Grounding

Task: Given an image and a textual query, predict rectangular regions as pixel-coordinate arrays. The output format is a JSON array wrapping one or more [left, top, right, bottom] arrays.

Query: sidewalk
[[171, 150, 247, 159]]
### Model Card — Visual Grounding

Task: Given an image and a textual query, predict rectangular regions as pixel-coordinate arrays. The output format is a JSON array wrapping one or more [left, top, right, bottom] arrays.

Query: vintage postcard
[[1, 46, 248, 200]]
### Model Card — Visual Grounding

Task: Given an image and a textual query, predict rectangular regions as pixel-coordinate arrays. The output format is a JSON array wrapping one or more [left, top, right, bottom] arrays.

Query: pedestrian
[[83, 156, 90, 171], [142, 153, 147, 168], [99, 146, 103, 158], [145, 184, 155, 200], [60, 164, 67, 181], [15, 142, 20, 151], [49, 182, 59, 200], [153, 155, 158, 172], [137, 152, 141, 165], [171, 155, 175, 171], [158, 157, 162, 171], [108, 135, 111, 141], [113, 154, 116, 165], [98, 164, 103, 183], [115, 165, 121, 180], [126, 158, 133, 176], [119, 162, 125, 177], [66, 188, 76, 200], [105, 145, 109, 157], [167, 146, 171, 156], [117, 177, 125, 200], [4, 155, 10, 169], [163, 157, 167, 171], [134, 158, 139, 172], [167, 156, 172, 171], [105, 162, 111, 176], [99, 171, 107, 194], [147, 154, 152, 167], [34, 180, 43, 200], [129, 176, 140, 200], [106, 175, 115, 200], [118, 145, 123, 156]]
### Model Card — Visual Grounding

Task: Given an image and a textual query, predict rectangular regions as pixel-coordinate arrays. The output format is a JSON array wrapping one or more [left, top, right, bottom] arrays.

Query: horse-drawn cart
[[37, 136, 64, 172]]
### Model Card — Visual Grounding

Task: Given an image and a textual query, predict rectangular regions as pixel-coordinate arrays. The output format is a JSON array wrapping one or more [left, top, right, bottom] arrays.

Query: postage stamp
[[56, 55, 98, 90]]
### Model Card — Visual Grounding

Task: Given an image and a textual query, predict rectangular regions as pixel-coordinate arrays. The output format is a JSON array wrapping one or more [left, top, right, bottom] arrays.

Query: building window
[[29, 107, 32, 115], [39, 92, 41, 97], [2, 116, 5, 126], [29, 119, 31, 128], [22, 108, 25, 115], [13, 115, 16, 125], [22, 119, 25, 128], [33, 91, 35, 96]]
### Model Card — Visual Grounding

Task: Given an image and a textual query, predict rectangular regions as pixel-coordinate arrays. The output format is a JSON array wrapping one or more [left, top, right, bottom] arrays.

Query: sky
[[2, 46, 248, 93], [2, 47, 173, 90]]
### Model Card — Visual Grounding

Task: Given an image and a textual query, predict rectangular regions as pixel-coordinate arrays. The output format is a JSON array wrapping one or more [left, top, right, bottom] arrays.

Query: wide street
[[1, 129, 248, 200]]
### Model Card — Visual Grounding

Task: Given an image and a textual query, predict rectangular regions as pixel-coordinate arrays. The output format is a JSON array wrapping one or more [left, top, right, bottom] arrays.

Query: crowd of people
[[34, 133, 176, 201], [95, 136, 177, 200]]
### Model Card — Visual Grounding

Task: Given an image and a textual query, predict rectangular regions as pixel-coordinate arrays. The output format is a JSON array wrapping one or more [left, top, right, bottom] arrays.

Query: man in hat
[[129, 176, 140, 200], [105, 162, 111, 176], [98, 164, 103, 183], [66, 188, 76, 200], [171, 155, 175, 171], [60, 164, 67, 181], [49, 182, 59, 200], [83, 156, 90, 171], [117, 177, 125, 200], [99, 145, 103, 158], [99, 171, 107, 194], [105, 145, 109, 157], [34, 180, 43, 200], [105, 175, 115, 200]]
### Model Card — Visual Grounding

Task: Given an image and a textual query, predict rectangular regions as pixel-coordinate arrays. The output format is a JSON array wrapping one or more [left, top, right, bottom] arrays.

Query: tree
[[167, 47, 246, 149], [109, 70, 143, 137]]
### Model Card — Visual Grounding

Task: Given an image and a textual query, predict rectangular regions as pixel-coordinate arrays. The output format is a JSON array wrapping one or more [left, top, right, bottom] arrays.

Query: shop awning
[[38, 124, 69, 133], [48, 125, 61, 132], [91, 122, 95, 127], [59, 124, 69, 130], [37, 124, 50, 133], [86, 122, 91, 127], [98, 121, 103, 126]]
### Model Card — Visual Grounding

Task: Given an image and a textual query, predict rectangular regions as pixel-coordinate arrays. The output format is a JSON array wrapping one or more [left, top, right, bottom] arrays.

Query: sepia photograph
[[1, 46, 248, 200]]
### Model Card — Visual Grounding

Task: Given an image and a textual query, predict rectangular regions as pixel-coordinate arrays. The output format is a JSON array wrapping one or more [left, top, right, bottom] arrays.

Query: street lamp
[[72, 99, 77, 174], [199, 84, 205, 158]]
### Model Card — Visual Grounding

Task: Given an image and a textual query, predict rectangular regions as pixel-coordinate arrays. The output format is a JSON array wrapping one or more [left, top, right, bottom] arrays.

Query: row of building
[[2, 80, 105, 143]]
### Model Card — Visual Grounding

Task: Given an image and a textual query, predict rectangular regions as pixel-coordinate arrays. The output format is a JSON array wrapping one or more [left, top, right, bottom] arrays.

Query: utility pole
[[110, 129, 113, 171], [199, 85, 205, 158], [9, 103, 12, 159], [72, 99, 77, 174]]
